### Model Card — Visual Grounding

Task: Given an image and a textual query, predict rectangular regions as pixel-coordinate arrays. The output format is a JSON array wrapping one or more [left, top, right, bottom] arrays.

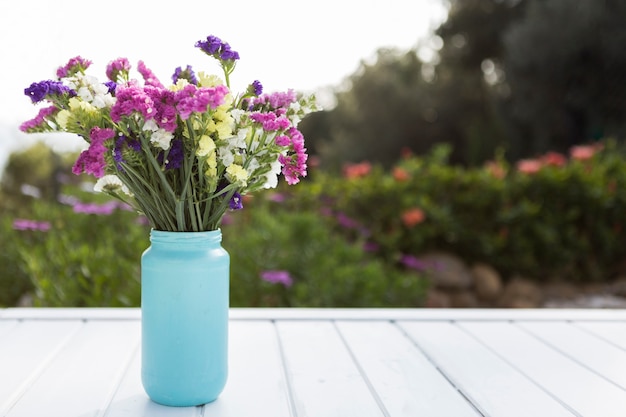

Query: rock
[[498, 276, 543, 308], [419, 252, 473, 290], [542, 280, 580, 301], [449, 291, 480, 308], [425, 288, 451, 308], [471, 263, 503, 302]]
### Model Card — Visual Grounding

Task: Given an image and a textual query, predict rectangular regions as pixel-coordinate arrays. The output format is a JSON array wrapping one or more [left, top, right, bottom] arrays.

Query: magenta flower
[[12, 219, 51, 231], [72, 201, 118, 215], [110, 83, 156, 123], [19, 106, 58, 132], [72, 127, 115, 178], [260, 270, 293, 287], [137, 60, 164, 88], [250, 112, 290, 131], [106, 57, 131, 82], [278, 128, 308, 185], [175, 84, 229, 120], [56, 56, 92, 78]]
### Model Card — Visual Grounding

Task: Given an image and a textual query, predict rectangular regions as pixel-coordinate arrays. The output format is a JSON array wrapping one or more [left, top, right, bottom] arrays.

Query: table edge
[[1, 307, 625, 321]]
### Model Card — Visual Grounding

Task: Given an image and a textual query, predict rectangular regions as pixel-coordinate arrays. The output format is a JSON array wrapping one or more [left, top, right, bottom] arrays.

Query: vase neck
[[150, 229, 222, 247]]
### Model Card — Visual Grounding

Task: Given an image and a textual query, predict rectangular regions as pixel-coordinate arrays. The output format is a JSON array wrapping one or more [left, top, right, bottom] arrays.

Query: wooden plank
[[336, 321, 480, 417], [0, 320, 83, 415], [575, 321, 626, 350], [101, 348, 201, 417], [203, 321, 291, 417], [461, 321, 626, 417], [5, 320, 140, 417], [519, 321, 626, 390], [103, 320, 292, 417], [275, 320, 385, 417], [0, 320, 18, 339], [399, 321, 576, 417]]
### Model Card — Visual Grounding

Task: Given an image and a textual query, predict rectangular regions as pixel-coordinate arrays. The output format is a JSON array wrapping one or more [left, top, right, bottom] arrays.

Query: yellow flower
[[170, 79, 189, 91], [56, 110, 70, 129], [197, 72, 223, 88], [226, 164, 248, 186], [205, 152, 217, 179], [197, 135, 216, 157]]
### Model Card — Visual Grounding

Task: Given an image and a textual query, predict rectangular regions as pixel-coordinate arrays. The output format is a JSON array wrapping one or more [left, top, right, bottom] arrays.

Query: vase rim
[[150, 229, 222, 244]]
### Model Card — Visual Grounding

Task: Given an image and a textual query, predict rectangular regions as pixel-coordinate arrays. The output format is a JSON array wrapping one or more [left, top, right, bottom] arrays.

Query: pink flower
[[516, 159, 542, 174], [343, 161, 371, 178], [541, 152, 567, 167], [570, 144, 601, 161]]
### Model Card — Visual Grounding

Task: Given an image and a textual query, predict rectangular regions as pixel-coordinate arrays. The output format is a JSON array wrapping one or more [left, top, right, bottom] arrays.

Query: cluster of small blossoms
[[20, 34, 319, 231]]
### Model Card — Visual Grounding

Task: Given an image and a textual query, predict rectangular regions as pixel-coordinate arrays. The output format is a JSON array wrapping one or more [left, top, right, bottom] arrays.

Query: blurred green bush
[[2, 138, 624, 307]]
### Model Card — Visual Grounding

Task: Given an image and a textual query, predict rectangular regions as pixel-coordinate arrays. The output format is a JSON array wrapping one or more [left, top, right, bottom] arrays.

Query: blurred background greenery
[[2, 0, 626, 307]]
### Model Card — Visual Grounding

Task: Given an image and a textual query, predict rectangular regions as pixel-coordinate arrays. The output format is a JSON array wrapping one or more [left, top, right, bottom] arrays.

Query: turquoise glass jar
[[141, 229, 229, 407]]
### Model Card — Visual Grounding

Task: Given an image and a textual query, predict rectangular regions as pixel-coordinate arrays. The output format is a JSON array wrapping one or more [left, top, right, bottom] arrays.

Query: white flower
[[143, 119, 159, 132], [262, 159, 283, 189], [219, 147, 234, 167], [94, 175, 132, 196], [150, 129, 174, 150]]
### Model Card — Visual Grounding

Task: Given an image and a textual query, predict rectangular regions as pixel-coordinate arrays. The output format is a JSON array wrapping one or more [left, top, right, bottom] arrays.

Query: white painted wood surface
[[1, 308, 625, 417]]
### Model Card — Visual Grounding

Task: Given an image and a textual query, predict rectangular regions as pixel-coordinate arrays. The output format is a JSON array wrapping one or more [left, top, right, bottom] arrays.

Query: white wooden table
[[1, 308, 626, 417]]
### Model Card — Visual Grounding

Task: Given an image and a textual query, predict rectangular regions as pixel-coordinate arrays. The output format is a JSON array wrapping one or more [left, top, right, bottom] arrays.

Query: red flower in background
[[541, 152, 567, 167], [402, 208, 425, 228], [343, 162, 371, 178], [392, 167, 410, 182]]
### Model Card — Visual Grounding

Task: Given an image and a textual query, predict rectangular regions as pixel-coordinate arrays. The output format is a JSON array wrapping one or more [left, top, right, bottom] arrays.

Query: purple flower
[[24, 80, 75, 103], [172, 65, 198, 85], [12, 219, 51, 231], [400, 255, 429, 271], [195, 35, 239, 61], [196, 35, 223, 55], [113, 134, 140, 170], [157, 138, 184, 170], [229, 192, 243, 210], [251, 80, 263, 96], [260, 270, 293, 287], [104, 81, 117, 95]]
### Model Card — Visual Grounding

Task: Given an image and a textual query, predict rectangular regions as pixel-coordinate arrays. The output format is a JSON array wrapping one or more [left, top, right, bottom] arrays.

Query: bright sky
[[0, 0, 448, 162]]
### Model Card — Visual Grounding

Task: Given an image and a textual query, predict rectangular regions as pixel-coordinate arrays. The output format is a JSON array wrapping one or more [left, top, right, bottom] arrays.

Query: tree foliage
[[300, 0, 626, 168]]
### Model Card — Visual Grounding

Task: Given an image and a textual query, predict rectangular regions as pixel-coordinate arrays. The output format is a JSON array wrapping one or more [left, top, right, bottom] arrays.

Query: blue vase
[[141, 229, 229, 407]]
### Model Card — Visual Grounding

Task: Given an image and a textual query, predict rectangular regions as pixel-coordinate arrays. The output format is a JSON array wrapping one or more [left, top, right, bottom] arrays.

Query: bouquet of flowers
[[20, 35, 319, 231]]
